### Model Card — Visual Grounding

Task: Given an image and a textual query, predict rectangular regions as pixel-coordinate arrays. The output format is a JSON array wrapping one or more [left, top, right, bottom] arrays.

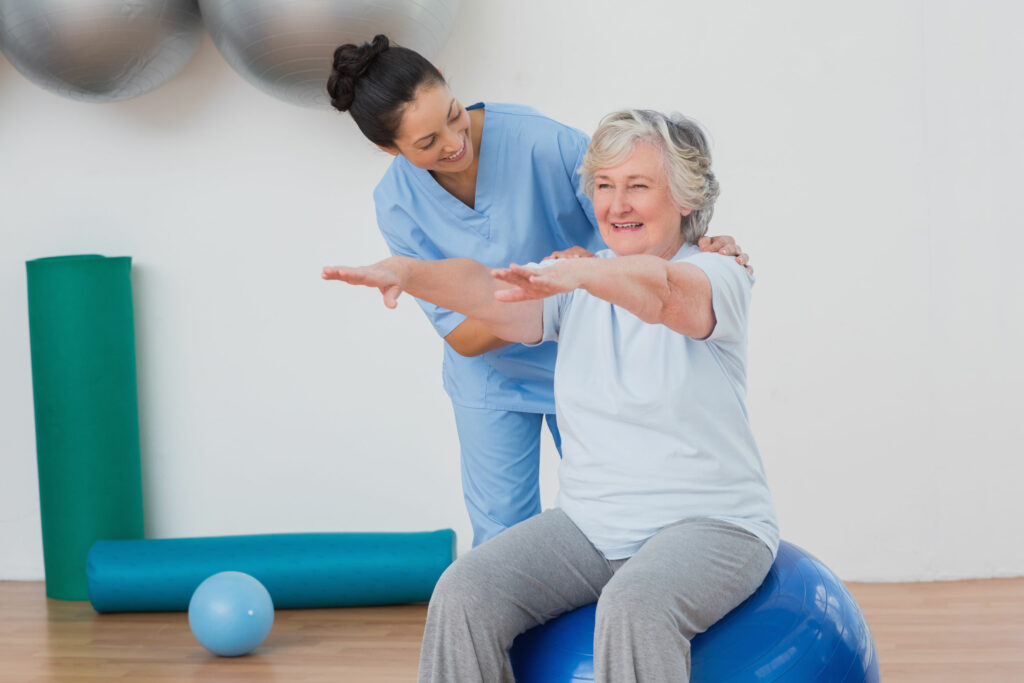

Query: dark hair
[[327, 34, 445, 147]]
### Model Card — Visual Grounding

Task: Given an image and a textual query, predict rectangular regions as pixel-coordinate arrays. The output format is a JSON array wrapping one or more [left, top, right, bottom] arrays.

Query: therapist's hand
[[699, 235, 753, 275], [322, 257, 409, 309], [492, 261, 584, 302], [542, 246, 594, 261]]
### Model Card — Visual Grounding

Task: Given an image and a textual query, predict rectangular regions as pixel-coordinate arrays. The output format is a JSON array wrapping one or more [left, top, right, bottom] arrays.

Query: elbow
[[690, 312, 717, 340], [444, 324, 511, 357], [447, 338, 489, 357], [655, 295, 715, 338]]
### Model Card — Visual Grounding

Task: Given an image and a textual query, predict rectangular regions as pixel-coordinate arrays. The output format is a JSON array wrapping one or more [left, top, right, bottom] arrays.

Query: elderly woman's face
[[592, 142, 691, 260]]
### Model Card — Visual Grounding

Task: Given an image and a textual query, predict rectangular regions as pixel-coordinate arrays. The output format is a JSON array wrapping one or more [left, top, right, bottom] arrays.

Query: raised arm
[[494, 255, 715, 339], [323, 256, 543, 344]]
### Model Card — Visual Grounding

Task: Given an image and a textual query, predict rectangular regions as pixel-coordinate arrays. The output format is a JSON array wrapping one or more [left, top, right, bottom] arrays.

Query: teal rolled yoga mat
[[26, 255, 145, 600], [87, 531, 457, 612]]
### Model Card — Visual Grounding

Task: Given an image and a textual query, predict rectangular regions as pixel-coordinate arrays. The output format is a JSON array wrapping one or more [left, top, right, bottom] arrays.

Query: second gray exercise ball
[[0, 0, 202, 103], [199, 0, 460, 109]]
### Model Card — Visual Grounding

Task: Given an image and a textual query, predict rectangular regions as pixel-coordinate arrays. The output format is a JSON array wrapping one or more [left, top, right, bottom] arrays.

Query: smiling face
[[593, 142, 691, 259], [384, 83, 474, 173]]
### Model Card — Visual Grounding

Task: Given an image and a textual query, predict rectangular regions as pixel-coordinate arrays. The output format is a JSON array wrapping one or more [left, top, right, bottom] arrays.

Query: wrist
[[387, 256, 414, 284], [573, 258, 601, 293]]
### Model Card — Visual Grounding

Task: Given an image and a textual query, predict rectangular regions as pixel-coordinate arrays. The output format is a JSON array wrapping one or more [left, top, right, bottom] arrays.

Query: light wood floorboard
[[847, 577, 1024, 682], [2, 578, 1022, 681]]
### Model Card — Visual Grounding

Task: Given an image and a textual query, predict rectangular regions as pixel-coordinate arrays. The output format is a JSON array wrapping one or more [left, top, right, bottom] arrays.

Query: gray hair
[[580, 110, 720, 244]]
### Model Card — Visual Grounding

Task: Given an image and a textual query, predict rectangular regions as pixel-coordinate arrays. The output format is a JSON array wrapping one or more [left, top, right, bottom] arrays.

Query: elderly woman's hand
[[492, 261, 584, 302], [699, 235, 752, 275], [322, 257, 410, 309]]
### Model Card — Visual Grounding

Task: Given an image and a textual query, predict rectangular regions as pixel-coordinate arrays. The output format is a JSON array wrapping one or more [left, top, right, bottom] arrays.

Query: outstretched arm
[[323, 257, 543, 344], [494, 256, 715, 339]]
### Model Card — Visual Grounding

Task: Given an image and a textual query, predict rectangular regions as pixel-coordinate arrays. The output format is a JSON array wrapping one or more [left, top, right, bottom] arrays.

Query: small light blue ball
[[188, 571, 274, 656]]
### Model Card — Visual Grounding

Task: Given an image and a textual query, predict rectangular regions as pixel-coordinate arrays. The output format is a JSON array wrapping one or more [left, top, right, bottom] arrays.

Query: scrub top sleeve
[[376, 206, 468, 339], [684, 252, 753, 345]]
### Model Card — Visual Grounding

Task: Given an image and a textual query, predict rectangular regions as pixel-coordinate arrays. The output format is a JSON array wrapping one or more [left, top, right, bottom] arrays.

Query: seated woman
[[323, 109, 778, 683]]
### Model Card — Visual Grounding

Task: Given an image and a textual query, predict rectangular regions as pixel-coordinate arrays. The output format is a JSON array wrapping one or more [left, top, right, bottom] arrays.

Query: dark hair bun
[[326, 34, 390, 112]]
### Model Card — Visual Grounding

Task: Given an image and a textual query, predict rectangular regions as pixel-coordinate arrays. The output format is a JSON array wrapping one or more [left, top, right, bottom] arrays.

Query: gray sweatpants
[[418, 508, 773, 683]]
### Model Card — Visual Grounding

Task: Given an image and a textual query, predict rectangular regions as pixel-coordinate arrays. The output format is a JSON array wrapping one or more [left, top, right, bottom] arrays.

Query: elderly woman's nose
[[610, 187, 631, 214]]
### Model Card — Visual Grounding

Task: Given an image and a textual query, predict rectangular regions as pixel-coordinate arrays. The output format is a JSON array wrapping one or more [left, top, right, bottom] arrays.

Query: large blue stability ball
[[0, 0, 202, 102], [510, 541, 881, 682], [188, 571, 275, 657]]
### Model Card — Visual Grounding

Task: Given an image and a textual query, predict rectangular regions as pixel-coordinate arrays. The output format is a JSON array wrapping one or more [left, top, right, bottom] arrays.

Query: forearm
[[398, 257, 541, 343], [574, 256, 714, 337], [444, 319, 512, 357], [573, 256, 670, 323]]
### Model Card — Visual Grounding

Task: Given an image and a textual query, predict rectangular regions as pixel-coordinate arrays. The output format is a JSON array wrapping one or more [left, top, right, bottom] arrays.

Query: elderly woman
[[323, 110, 778, 682]]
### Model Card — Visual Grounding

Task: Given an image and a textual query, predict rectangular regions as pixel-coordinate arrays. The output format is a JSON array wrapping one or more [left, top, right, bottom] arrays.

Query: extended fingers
[[494, 281, 550, 302], [508, 262, 540, 276], [494, 287, 533, 302], [492, 268, 532, 289], [322, 266, 363, 282], [323, 265, 393, 289], [494, 263, 541, 285]]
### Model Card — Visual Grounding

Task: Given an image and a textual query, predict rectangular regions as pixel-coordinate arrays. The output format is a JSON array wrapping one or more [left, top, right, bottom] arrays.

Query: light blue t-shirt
[[540, 245, 779, 560], [374, 102, 605, 413]]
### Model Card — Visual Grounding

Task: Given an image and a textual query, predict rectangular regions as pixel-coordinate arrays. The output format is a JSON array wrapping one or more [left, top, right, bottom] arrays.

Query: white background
[[2, 1, 1022, 582]]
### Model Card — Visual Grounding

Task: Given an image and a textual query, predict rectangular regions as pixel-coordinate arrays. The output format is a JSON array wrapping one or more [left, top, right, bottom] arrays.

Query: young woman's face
[[593, 142, 691, 260], [386, 83, 474, 173]]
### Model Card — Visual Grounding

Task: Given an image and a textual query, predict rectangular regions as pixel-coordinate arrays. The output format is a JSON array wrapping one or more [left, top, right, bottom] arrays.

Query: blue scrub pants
[[451, 405, 562, 547]]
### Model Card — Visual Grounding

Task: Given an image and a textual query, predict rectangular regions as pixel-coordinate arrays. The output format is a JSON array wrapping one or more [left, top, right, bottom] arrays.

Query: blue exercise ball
[[188, 571, 275, 657], [0, 0, 202, 103], [510, 541, 881, 682]]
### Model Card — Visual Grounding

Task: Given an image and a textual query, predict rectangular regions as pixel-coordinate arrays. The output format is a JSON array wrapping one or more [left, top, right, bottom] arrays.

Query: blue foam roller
[[87, 531, 455, 613], [510, 540, 881, 682]]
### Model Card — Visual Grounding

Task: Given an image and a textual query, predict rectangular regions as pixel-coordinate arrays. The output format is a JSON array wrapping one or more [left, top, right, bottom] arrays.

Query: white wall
[[2, 1, 1022, 583]]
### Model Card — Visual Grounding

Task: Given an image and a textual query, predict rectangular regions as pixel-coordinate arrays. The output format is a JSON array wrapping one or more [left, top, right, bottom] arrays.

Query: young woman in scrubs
[[327, 35, 750, 546]]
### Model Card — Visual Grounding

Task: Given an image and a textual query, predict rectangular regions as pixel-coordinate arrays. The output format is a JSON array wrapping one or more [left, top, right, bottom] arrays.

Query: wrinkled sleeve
[[683, 252, 753, 345]]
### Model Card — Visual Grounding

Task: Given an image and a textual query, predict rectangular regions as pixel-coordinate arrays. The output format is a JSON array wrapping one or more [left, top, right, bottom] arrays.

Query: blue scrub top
[[374, 102, 605, 413]]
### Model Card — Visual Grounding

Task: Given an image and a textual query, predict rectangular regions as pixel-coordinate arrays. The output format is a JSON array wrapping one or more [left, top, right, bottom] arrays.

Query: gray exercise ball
[[0, 0, 202, 103], [199, 0, 460, 109]]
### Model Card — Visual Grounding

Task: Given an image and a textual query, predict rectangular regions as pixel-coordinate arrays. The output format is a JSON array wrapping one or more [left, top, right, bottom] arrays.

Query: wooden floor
[[2, 578, 1023, 682]]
